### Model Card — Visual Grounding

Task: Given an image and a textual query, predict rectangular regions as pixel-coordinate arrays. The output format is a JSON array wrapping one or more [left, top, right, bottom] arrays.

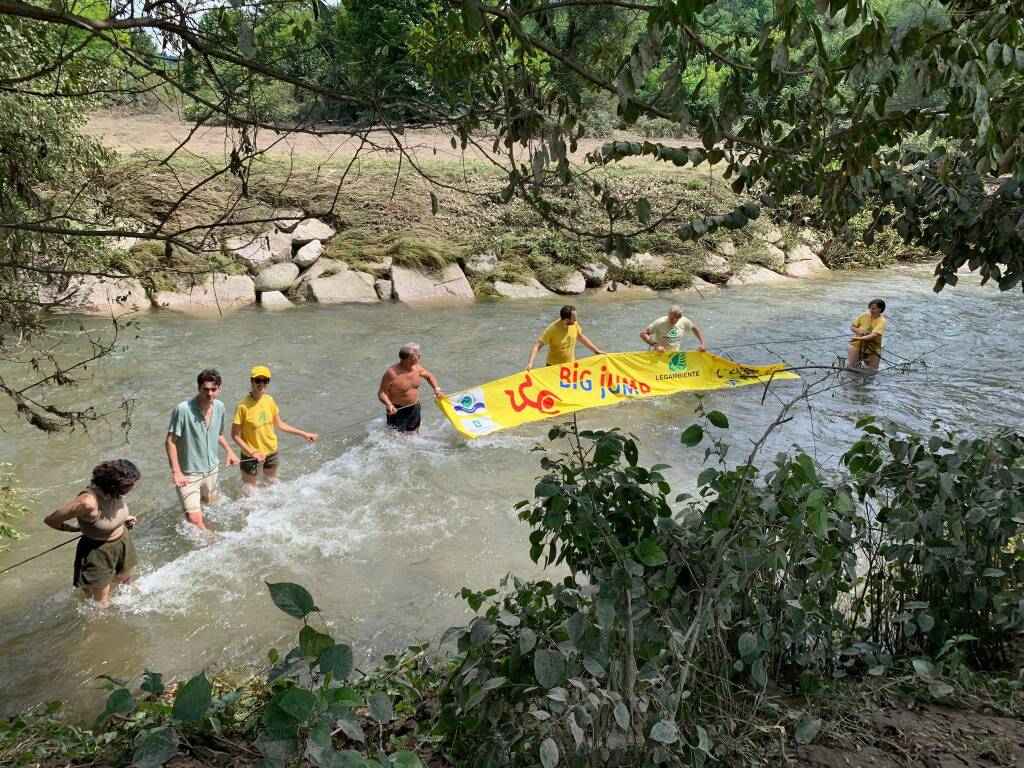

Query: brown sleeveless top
[[77, 484, 130, 542]]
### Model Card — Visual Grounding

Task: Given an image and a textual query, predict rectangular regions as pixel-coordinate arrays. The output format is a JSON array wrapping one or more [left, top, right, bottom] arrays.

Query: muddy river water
[[0, 265, 1021, 716]]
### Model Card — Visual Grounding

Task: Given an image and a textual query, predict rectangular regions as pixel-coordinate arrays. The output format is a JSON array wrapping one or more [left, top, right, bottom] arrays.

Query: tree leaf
[[140, 671, 165, 697], [429, 192, 438, 215], [131, 726, 179, 768], [266, 582, 317, 619], [534, 649, 565, 688], [738, 631, 758, 660], [171, 672, 212, 724], [540, 737, 560, 768], [277, 687, 316, 722], [613, 701, 630, 730], [707, 410, 729, 429], [335, 715, 366, 744], [391, 753, 423, 768], [519, 627, 537, 654], [635, 539, 668, 567], [368, 691, 394, 723], [794, 715, 823, 744], [470, 618, 497, 647], [94, 687, 135, 729], [635, 198, 651, 224], [680, 424, 704, 446], [300, 625, 334, 660], [320, 644, 354, 681], [649, 719, 679, 744]]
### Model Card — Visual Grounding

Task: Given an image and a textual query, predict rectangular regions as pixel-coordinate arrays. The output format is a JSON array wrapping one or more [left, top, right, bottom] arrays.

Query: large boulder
[[225, 234, 274, 273], [375, 279, 393, 300], [538, 269, 586, 295], [758, 228, 784, 244], [362, 256, 393, 276], [579, 261, 608, 287], [155, 274, 256, 312], [624, 252, 667, 271], [607, 282, 656, 296], [291, 218, 336, 246], [292, 240, 323, 269], [254, 262, 300, 292], [785, 244, 830, 278], [493, 278, 554, 298], [290, 258, 347, 295], [462, 252, 498, 276], [305, 272, 378, 304], [267, 230, 294, 262], [391, 263, 474, 304], [797, 228, 825, 253], [758, 243, 787, 272], [258, 291, 295, 309], [726, 265, 793, 287], [682, 276, 718, 293], [44, 276, 151, 316], [716, 240, 737, 258], [696, 253, 733, 283]]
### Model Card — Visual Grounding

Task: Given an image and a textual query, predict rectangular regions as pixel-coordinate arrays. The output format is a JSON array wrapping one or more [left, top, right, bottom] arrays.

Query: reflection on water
[[0, 265, 1021, 716]]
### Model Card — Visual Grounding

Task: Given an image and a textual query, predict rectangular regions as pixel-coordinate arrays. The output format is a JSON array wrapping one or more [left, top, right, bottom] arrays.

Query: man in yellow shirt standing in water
[[847, 299, 888, 371], [231, 366, 318, 491], [526, 305, 605, 370]]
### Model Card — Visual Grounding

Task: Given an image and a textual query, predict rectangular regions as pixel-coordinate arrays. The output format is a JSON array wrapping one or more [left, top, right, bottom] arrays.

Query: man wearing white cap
[[231, 365, 318, 491]]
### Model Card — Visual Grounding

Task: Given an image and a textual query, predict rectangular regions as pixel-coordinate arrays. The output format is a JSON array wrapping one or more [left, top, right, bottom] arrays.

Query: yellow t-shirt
[[233, 394, 280, 455], [540, 320, 581, 366], [852, 312, 887, 356]]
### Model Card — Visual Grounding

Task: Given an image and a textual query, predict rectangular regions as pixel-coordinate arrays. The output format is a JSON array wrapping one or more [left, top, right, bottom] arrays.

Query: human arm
[[692, 324, 707, 353], [274, 414, 318, 442], [232, 423, 266, 461], [640, 327, 664, 352], [378, 370, 398, 415], [526, 340, 544, 371], [44, 494, 96, 533], [578, 332, 604, 356], [219, 435, 240, 466], [165, 433, 189, 487], [418, 367, 445, 399]]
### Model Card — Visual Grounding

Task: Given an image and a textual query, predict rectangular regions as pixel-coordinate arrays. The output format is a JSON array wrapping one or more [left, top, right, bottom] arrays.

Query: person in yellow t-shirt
[[847, 299, 888, 371], [231, 365, 318, 490], [526, 305, 604, 370]]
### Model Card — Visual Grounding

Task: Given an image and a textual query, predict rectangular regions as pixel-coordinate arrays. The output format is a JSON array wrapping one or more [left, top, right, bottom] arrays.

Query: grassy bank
[[102, 152, 929, 294]]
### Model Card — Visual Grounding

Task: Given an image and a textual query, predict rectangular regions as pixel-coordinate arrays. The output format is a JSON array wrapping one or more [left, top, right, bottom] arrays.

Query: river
[[0, 265, 1021, 717]]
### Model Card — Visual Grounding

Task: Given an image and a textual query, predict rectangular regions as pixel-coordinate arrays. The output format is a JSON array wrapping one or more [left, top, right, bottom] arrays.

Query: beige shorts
[[176, 469, 221, 514]]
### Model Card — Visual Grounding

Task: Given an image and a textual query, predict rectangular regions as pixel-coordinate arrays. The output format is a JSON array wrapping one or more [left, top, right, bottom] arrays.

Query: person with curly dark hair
[[45, 459, 141, 603]]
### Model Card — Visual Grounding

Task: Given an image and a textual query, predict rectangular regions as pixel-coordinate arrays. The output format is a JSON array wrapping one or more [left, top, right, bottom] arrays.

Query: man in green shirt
[[641, 304, 708, 353], [165, 369, 240, 530]]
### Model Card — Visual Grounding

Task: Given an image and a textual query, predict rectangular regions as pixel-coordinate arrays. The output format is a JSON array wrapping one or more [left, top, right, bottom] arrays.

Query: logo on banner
[[505, 374, 561, 414], [668, 352, 687, 372], [452, 389, 486, 415]]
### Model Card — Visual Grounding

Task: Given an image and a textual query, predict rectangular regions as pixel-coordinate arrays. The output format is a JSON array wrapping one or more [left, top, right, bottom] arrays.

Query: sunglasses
[[251, 377, 270, 384]]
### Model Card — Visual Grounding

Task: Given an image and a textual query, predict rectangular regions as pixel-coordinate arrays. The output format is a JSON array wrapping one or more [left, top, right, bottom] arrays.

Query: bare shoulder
[[72, 492, 99, 517]]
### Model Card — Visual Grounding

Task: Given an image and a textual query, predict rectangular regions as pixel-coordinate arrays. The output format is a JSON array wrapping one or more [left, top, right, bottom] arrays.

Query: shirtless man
[[378, 343, 445, 433]]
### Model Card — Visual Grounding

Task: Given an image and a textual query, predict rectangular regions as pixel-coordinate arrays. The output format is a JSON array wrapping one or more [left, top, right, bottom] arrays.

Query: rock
[[226, 234, 274, 273], [155, 274, 256, 312], [266, 230, 294, 262], [493, 278, 554, 298], [391, 263, 474, 304], [726, 265, 793, 287], [785, 244, 830, 278], [759, 243, 787, 271], [696, 253, 733, 283], [682, 276, 718, 292], [797, 228, 825, 253], [292, 240, 323, 269], [538, 269, 586, 295], [291, 218, 336, 245], [579, 261, 608, 287], [759, 228, 784, 244], [43, 276, 151, 316], [609, 282, 657, 296], [375, 279, 393, 300], [463, 252, 498, 276], [624, 252, 667, 271], [114, 236, 138, 251], [305, 272, 378, 304], [362, 256, 393, 276], [254, 262, 300, 292], [717, 240, 737, 258], [258, 291, 295, 309], [290, 258, 347, 295]]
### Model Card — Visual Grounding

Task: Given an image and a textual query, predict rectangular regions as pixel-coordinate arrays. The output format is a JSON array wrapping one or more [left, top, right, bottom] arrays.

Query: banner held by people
[[438, 351, 800, 439]]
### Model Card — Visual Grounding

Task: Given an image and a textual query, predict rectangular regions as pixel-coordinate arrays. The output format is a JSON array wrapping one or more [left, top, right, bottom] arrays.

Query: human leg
[[177, 474, 207, 529], [846, 345, 862, 369], [261, 453, 280, 483], [865, 353, 881, 371]]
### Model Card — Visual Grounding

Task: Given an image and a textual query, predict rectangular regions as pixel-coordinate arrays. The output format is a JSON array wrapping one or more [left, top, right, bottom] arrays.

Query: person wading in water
[[378, 343, 445, 434], [45, 460, 141, 604], [231, 365, 318, 491], [847, 299, 888, 371]]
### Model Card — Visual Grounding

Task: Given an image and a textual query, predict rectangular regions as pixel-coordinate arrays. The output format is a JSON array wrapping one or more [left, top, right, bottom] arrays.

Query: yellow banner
[[438, 351, 800, 439]]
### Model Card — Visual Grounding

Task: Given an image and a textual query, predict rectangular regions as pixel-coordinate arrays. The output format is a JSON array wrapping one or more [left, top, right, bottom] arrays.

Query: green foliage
[[0, 463, 35, 550]]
